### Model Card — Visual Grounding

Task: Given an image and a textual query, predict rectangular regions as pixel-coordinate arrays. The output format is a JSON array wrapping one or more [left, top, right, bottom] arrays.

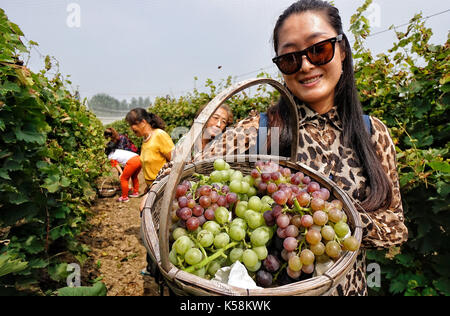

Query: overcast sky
[[2, 0, 449, 107]]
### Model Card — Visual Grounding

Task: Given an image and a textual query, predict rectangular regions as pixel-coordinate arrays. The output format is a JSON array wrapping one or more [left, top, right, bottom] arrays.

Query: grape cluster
[[251, 161, 360, 286], [169, 159, 275, 279], [174, 178, 238, 232], [168, 159, 360, 287]]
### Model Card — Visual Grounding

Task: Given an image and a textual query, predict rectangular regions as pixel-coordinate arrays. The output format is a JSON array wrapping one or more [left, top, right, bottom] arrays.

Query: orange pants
[[120, 156, 141, 198]]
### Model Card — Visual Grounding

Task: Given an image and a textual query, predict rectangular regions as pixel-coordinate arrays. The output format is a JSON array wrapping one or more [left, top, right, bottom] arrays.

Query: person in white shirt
[[105, 142, 142, 202]]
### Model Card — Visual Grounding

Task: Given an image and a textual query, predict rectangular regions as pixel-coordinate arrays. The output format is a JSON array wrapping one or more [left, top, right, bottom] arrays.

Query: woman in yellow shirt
[[126, 108, 175, 278], [125, 108, 174, 187]]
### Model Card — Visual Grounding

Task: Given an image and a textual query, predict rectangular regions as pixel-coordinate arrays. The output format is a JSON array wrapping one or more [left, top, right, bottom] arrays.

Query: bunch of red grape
[[174, 179, 238, 232], [249, 161, 360, 287]]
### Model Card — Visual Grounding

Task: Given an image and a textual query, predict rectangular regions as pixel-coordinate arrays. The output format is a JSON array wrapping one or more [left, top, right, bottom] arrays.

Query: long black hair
[[125, 107, 166, 130], [270, 0, 392, 212]]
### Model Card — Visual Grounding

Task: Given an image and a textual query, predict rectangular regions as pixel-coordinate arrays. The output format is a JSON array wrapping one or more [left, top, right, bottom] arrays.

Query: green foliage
[[351, 0, 450, 296], [56, 281, 107, 296], [0, 9, 108, 294], [0, 253, 28, 277]]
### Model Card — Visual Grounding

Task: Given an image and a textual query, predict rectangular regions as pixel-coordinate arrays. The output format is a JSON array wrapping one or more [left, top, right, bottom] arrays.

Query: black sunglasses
[[273, 34, 344, 75]]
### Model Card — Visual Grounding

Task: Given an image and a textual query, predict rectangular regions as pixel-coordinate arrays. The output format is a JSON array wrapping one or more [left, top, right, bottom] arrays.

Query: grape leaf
[[428, 161, 450, 173], [14, 127, 45, 145], [41, 174, 61, 193], [394, 253, 416, 268], [436, 181, 450, 197], [0, 253, 28, 277], [57, 282, 107, 296], [441, 82, 450, 93], [7, 191, 29, 205], [23, 236, 45, 255], [53, 206, 69, 219], [3, 159, 22, 171], [60, 176, 70, 188], [48, 263, 68, 282], [389, 277, 407, 294], [0, 168, 10, 180], [28, 258, 48, 269], [0, 81, 21, 94], [0, 54, 15, 63]]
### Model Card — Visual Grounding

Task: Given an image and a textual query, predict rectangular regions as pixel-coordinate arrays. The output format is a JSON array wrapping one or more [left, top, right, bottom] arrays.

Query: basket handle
[[158, 77, 299, 273]]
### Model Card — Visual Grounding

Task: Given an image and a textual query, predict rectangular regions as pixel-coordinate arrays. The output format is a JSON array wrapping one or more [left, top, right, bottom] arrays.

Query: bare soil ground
[[78, 172, 165, 296]]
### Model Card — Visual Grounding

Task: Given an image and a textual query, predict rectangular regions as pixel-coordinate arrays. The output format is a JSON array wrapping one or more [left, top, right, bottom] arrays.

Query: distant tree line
[[88, 93, 151, 116]]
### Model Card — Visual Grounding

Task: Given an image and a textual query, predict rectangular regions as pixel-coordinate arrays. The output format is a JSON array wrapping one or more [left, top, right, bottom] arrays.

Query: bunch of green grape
[[169, 159, 275, 278]]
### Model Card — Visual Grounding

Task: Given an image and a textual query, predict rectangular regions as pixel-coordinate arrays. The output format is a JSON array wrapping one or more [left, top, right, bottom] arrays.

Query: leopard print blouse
[[190, 102, 408, 296]]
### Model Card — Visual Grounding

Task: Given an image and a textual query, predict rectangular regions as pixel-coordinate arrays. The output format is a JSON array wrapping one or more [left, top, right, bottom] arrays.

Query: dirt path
[[78, 172, 164, 296]]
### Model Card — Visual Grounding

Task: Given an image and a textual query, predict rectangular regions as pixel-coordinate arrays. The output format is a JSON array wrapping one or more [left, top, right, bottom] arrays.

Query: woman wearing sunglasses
[[197, 0, 408, 295]]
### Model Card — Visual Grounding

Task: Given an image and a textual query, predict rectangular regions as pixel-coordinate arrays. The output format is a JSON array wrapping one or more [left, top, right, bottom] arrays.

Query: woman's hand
[[155, 161, 173, 182]]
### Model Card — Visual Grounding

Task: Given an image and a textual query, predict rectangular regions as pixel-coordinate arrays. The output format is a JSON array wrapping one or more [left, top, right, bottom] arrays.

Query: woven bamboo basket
[[97, 177, 119, 198], [141, 78, 363, 296]]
